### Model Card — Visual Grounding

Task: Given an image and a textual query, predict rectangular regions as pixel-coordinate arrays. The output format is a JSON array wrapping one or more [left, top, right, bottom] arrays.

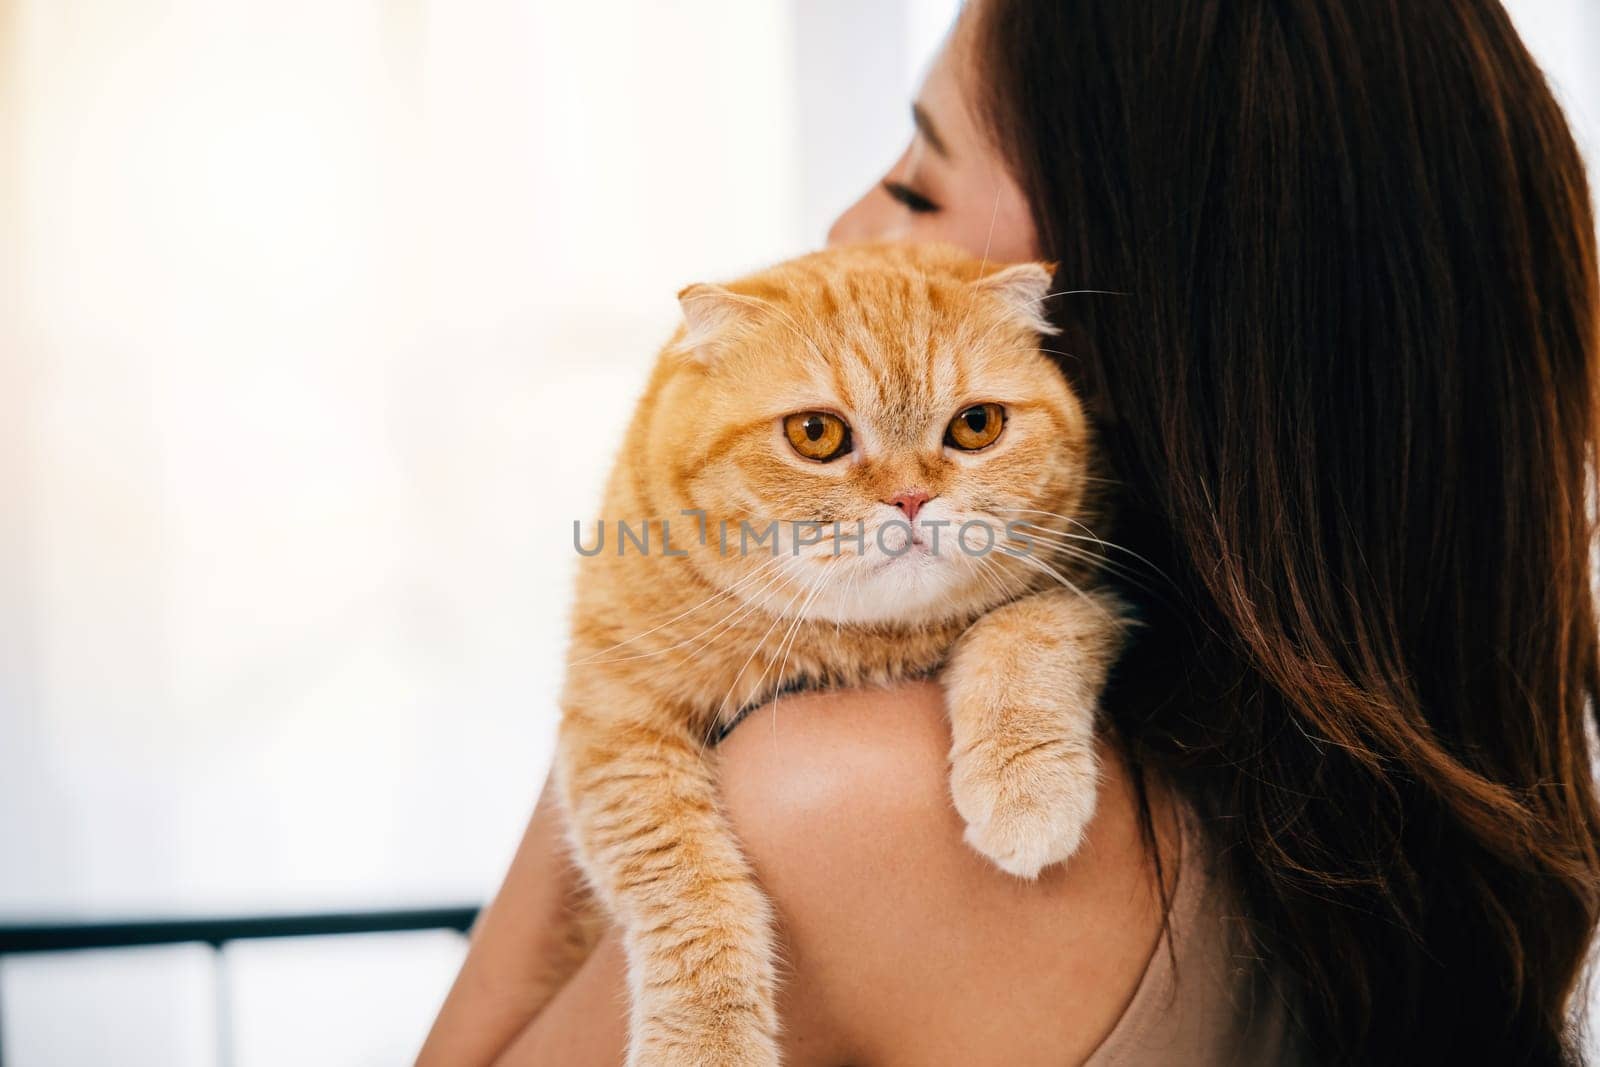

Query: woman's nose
[[826, 201, 866, 246], [827, 184, 893, 247]]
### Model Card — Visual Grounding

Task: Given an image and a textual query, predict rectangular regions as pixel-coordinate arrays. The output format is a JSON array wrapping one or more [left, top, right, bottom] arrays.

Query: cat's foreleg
[[555, 698, 780, 1067], [943, 587, 1128, 879]]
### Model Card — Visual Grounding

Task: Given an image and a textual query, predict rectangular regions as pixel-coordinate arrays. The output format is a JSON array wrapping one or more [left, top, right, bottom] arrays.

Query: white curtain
[[0, 0, 807, 915]]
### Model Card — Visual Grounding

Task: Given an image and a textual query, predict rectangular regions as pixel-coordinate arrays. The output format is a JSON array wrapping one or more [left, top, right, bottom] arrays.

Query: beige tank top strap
[[1082, 804, 1304, 1066]]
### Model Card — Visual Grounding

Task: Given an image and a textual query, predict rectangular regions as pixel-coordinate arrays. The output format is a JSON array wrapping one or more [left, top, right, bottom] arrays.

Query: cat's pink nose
[[886, 490, 931, 523]]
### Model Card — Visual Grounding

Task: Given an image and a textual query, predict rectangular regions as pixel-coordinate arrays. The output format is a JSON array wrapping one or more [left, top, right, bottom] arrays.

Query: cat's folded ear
[[974, 262, 1060, 336], [673, 283, 761, 364]]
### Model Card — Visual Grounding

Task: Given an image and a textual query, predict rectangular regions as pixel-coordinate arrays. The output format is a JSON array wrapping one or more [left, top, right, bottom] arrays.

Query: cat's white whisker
[[572, 553, 784, 663], [1015, 538, 1169, 603], [833, 556, 861, 640], [995, 509, 1171, 580], [711, 568, 819, 733], [988, 344, 1082, 363], [676, 566, 799, 663], [1020, 536, 1163, 599], [700, 563, 832, 757], [765, 565, 839, 738], [575, 557, 787, 665], [696, 570, 804, 754], [1005, 547, 1120, 625], [968, 551, 1009, 608], [1041, 288, 1127, 299], [692, 572, 798, 753]]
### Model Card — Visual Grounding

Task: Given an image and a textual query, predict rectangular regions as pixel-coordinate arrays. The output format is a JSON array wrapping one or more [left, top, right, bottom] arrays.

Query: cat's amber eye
[[783, 411, 853, 462], [945, 403, 1006, 451]]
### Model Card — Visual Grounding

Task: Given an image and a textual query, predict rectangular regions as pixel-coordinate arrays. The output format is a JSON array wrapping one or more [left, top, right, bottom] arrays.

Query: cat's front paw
[[949, 733, 1099, 879]]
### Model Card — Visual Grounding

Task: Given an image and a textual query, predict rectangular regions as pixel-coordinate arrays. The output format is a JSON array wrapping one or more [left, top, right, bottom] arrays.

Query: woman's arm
[[417, 774, 601, 1066], [483, 681, 1178, 1066]]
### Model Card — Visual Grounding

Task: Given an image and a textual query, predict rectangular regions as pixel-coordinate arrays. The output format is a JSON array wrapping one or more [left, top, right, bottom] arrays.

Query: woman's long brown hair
[[972, 1, 1600, 1062]]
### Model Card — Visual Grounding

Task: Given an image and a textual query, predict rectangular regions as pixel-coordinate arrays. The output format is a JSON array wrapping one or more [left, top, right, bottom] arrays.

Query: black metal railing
[[0, 905, 481, 1067]]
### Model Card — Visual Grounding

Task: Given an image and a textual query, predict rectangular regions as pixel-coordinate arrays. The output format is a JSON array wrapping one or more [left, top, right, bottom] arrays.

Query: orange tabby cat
[[556, 242, 1127, 1065]]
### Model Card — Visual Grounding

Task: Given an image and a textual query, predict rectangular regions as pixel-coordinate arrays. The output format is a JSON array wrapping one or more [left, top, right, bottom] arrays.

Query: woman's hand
[[417, 771, 601, 1066]]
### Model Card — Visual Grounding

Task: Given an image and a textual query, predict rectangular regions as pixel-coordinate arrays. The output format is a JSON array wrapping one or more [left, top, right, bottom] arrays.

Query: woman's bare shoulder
[[714, 680, 1177, 1066], [496, 682, 1176, 1065]]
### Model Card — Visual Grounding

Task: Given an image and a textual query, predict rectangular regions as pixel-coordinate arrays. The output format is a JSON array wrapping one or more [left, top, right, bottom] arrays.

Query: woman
[[422, 1, 1600, 1063]]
